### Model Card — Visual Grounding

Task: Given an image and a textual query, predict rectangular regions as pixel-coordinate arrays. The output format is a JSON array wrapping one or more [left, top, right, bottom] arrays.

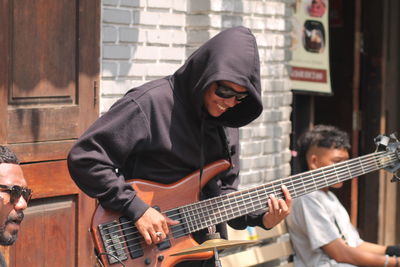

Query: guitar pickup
[[166, 209, 187, 239], [157, 238, 171, 250], [98, 220, 128, 264]]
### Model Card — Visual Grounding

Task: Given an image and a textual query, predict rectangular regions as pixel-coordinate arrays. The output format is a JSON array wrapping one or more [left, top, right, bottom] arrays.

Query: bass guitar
[[91, 134, 400, 267]]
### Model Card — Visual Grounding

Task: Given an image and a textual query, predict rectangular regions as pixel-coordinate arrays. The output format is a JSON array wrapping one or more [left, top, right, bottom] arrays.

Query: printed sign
[[290, 0, 332, 94]]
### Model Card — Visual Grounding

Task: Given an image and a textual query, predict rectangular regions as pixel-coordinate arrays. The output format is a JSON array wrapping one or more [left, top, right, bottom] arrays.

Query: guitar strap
[[198, 125, 232, 200], [199, 125, 232, 200], [217, 126, 233, 166]]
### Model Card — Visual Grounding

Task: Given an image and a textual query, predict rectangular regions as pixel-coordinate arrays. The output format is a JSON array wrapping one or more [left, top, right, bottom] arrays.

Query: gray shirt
[[286, 190, 363, 267]]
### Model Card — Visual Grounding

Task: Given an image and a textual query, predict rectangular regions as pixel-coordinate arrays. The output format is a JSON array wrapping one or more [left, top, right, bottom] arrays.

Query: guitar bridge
[[98, 220, 128, 264]]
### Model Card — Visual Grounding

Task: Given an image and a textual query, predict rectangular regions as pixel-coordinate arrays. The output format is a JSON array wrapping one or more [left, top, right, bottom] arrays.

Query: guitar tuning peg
[[390, 132, 399, 142], [208, 225, 216, 234], [374, 135, 382, 144], [374, 135, 389, 151], [390, 171, 400, 183]]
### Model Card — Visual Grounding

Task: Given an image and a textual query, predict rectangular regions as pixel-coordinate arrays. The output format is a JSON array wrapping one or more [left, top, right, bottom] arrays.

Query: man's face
[[203, 81, 248, 117], [0, 163, 28, 246], [306, 146, 349, 189]]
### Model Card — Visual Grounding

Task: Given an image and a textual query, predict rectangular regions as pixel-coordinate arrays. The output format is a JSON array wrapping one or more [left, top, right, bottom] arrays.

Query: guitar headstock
[[375, 133, 400, 182]]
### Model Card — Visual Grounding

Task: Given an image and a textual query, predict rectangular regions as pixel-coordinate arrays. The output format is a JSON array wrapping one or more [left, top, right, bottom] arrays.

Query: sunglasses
[[215, 82, 249, 102], [0, 184, 32, 204]]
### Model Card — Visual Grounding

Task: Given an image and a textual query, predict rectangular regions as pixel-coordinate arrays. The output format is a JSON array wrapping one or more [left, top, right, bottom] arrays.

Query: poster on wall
[[290, 0, 332, 94]]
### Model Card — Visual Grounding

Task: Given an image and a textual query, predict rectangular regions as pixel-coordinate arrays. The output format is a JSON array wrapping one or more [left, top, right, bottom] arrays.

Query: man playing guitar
[[68, 26, 292, 267]]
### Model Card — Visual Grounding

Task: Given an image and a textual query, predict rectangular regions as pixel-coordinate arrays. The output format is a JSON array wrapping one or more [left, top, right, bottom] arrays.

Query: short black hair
[[297, 125, 350, 172], [0, 146, 19, 164]]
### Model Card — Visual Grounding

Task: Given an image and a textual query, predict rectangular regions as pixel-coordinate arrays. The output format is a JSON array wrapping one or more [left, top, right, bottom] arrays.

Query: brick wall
[[101, 0, 187, 111], [100, 0, 294, 186]]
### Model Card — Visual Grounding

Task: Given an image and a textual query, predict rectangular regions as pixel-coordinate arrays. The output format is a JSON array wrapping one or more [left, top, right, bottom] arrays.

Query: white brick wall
[[100, 0, 294, 188], [101, 1, 187, 113]]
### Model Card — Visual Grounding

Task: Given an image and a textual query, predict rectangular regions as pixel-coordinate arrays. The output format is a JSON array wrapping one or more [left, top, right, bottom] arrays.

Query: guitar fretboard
[[175, 150, 397, 233]]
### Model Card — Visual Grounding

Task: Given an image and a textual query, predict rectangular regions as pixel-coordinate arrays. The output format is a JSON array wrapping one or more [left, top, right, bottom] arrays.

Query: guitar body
[[91, 159, 231, 267]]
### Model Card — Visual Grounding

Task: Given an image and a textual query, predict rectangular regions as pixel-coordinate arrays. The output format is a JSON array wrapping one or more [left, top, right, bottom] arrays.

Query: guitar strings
[[111, 152, 392, 238], [99, 151, 396, 253], [101, 156, 396, 252], [100, 151, 395, 253], [103, 153, 397, 255], [99, 151, 396, 254], [101, 151, 392, 235], [100, 155, 396, 255]]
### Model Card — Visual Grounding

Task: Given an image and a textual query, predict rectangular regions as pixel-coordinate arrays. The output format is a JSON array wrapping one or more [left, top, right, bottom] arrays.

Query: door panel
[[8, 106, 79, 143], [20, 161, 80, 199], [13, 196, 76, 267], [12, 0, 76, 101], [0, 0, 100, 266], [8, 141, 75, 162]]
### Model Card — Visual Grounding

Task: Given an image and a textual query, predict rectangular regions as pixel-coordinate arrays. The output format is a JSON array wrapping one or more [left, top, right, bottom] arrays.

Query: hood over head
[[171, 26, 263, 128]]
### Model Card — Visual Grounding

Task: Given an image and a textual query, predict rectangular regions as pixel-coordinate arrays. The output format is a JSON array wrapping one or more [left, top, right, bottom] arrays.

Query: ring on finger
[[155, 231, 163, 237]]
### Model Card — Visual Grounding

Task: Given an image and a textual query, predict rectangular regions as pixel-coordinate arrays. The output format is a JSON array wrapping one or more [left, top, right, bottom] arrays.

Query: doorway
[[0, 0, 100, 265], [291, 0, 399, 243]]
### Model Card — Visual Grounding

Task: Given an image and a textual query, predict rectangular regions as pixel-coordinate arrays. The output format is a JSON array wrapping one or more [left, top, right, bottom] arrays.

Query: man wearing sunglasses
[[0, 146, 31, 266], [203, 81, 249, 118], [68, 26, 291, 266]]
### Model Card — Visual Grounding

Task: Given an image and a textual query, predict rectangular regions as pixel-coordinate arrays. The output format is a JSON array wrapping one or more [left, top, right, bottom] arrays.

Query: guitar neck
[[178, 150, 396, 233]]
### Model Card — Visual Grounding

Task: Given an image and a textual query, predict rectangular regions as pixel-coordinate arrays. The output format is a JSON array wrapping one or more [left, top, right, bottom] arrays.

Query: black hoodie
[[67, 26, 265, 236]]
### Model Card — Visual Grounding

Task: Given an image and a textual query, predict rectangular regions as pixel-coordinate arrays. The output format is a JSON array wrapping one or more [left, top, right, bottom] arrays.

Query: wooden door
[[0, 0, 100, 266]]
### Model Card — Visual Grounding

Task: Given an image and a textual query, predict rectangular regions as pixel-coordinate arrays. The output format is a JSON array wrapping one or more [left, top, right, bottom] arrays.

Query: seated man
[[286, 125, 400, 267], [0, 146, 31, 267]]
